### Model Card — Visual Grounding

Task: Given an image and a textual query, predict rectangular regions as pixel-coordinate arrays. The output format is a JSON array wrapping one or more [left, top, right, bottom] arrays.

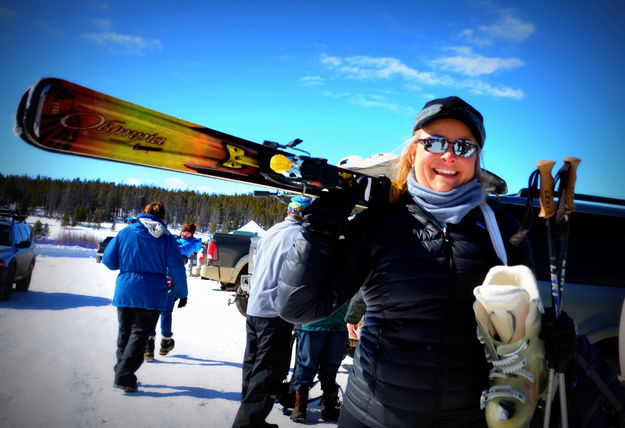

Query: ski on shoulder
[[13, 78, 506, 202]]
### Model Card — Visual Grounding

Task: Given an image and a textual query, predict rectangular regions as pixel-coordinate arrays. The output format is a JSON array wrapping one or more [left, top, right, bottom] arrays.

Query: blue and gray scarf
[[407, 169, 485, 225]]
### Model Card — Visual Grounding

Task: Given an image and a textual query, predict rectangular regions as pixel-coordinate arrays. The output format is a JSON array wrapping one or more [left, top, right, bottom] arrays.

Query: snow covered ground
[[0, 219, 350, 428]]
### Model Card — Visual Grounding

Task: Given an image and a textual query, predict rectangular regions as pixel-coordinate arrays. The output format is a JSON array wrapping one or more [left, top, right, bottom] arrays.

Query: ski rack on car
[[0, 207, 26, 222], [498, 189, 625, 217]]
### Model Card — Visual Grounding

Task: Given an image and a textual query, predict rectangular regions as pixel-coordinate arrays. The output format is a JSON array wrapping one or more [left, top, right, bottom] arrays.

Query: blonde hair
[[142, 201, 166, 220], [390, 135, 483, 202]]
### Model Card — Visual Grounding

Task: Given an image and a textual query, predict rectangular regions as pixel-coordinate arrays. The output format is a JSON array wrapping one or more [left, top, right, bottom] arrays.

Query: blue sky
[[1, 0, 624, 200]]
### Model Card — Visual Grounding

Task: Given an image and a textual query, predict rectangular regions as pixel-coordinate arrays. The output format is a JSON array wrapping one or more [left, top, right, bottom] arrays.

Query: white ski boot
[[473, 265, 547, 428]]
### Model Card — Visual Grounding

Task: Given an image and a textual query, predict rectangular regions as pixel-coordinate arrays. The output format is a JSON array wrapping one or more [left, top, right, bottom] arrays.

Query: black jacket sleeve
[[345, 288, 366, 324], [276, 211, 371, 324]]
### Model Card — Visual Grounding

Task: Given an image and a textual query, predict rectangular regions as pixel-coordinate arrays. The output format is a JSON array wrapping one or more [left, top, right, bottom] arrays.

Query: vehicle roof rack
[[515, 189, 625, 207], [0, 207, 26, 222]]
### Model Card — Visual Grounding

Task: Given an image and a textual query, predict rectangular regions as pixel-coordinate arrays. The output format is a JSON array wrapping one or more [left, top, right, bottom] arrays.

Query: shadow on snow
[[147, 354, 243, 370], [0, 291, 111, 310], [131, 383, 241, 401]]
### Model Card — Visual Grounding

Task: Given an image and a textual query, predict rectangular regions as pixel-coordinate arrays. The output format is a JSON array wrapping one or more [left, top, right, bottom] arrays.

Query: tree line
[[0, 174, 288, 233]]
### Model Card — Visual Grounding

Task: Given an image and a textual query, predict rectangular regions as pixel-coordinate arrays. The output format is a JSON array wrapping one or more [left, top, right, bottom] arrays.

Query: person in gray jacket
[[232, 196, 312, 428]]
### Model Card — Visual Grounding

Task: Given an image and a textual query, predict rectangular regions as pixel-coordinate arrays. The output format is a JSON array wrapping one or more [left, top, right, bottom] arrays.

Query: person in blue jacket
[[103, 201, 188, 393], [145, 222, 202, 360]]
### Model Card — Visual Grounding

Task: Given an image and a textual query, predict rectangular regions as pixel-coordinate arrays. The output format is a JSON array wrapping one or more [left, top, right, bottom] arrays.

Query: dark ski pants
[[293, 329, 348, 392], [232, 315, 294, 427], [114, 307, 160, 388]]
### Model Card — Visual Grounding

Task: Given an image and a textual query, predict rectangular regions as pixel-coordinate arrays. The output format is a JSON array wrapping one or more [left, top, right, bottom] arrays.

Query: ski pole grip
[[536, 160, 557, 219], [562, 157, 581, 214]]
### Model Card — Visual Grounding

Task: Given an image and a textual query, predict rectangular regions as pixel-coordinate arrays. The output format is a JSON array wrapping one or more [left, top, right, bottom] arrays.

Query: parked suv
[[0, 208, 36, 301]]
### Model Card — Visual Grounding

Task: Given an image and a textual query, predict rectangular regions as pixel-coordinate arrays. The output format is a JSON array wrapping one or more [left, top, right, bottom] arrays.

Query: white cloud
[[124, 177, 142, 186], [83, 31, 162, 55], [320, 54, 445, 86], [319, 53, 523, 99], [322, 90, 417, 114], [89, 18, 112, 30], [349, 94, 417, 114], [299, 75, 324, 86], [461, 8, 535, 45], [196, 185, 214, 194], [0, 7, 15, 20], [480, 9, 535, 42], [164, 177, 187, 190], [123, 176, 206, 192], [461, 79, 525, 99], [87, 1, 110, 9], [457, 29, 492, 47], [431, 47, 524, 76]]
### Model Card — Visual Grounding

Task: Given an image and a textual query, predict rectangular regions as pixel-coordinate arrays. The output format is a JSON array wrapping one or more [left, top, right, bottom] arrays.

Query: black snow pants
[[114, 307, 160, 388], [232, 315, 294, 427]]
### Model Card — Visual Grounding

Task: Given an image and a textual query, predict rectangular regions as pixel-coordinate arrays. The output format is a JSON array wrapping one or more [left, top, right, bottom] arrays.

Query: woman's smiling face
[[412, 118, 478, 192]]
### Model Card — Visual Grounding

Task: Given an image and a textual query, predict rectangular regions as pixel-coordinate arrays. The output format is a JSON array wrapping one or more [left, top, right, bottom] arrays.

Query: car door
[[14, 225, 31, 277]]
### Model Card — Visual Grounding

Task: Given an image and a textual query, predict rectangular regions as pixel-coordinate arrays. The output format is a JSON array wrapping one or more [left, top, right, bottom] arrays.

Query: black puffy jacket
[[277, 195, 533, 428]]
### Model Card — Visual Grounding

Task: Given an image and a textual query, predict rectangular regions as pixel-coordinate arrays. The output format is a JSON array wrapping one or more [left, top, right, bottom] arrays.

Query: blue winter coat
[[103, 214, 188, 311], [175, 237, 203, 258]]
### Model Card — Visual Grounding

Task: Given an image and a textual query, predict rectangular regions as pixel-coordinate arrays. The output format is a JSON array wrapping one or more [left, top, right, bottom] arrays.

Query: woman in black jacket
[[276, 96, 533, 428]]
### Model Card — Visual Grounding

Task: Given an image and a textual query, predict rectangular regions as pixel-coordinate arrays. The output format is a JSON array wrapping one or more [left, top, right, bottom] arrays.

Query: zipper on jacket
[[442, 226, 449, 243], [442, 226, 454, 258], [371, 326, 384, 395]]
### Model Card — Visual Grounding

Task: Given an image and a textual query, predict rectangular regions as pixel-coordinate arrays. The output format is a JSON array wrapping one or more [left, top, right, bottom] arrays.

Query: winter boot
[[320, 389, 341, 421], [159, 336, 175, 355], [289, 388, 309, 423], [144, 337, 155, 361], [473, 265, 547, 428]]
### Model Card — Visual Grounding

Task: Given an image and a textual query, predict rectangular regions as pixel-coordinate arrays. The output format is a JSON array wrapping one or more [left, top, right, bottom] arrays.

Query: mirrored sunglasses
[[416, 136, 478, 158]]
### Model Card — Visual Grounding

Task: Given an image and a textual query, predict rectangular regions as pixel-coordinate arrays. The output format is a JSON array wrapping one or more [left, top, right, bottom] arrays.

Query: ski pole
[[550, 157, 580, 428], [536, 160, 560, 428], [536, 160, 559, 311], [555, 157, 581, 314]]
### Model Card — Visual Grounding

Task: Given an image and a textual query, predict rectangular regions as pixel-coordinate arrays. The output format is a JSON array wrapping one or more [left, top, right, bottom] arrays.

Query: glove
[[304, 176, 372, 236], [177, 297, 188, 308], [539, 307, 577, 372]]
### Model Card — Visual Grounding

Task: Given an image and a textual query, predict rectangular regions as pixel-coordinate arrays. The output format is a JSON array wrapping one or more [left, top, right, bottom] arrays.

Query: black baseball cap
[[413, 96, 485, 148]]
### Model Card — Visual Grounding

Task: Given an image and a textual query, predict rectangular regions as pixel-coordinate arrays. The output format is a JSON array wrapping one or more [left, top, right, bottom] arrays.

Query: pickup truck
[[198, 231, 257, 292], [0, 208, 37, 301]]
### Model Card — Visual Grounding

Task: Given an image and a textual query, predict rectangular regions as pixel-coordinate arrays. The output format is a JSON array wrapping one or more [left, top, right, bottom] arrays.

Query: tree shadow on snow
[[0, 291, 111, 310], [148, 354, 242, 370], [134, 383, 241, 401]]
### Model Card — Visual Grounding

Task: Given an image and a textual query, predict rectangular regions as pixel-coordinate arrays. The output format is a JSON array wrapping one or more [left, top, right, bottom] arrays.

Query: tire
[[0, 266, 15, 301], [221, 282, 238, 291], [234, 285, 248, 317], [15, 261, 34, 292]]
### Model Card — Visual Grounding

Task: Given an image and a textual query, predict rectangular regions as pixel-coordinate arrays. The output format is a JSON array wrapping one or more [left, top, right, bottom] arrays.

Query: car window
[[0, 225, 10, 246], [14, 225, 27, 244], [21, 224, 32, 242]]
